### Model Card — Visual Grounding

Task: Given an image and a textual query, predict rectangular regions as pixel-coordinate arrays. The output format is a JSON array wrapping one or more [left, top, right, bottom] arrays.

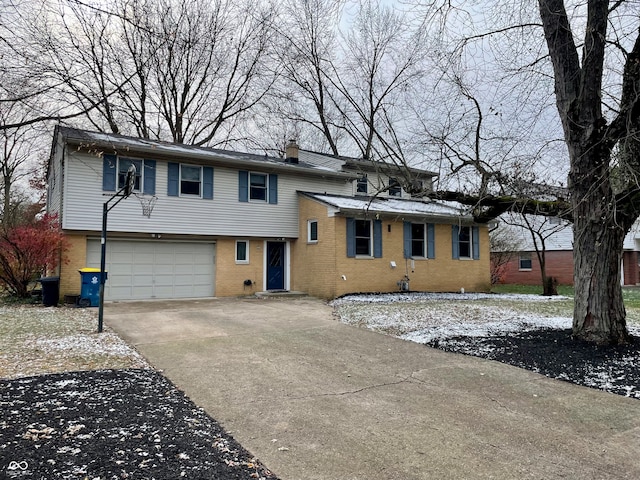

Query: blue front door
[[267, 242, 285, 290]]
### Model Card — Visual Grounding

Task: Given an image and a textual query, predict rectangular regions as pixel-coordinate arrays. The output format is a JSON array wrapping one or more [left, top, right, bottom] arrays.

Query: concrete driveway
[[105, 297, 640, 480]]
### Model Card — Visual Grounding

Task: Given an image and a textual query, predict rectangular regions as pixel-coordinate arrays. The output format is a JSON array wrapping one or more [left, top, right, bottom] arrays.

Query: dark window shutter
[[427, 223, 435, 259], [472, 226, 480, 260], [373, 220, 383, 258], [103, 154, 117, 191], [346, 218, 356, 258], [238, 171, 248, 202], [403, 221, 412, 258], [268, 174, 278, 204], [167, 163, 179, 196], [143, 160, 156, 195], [452, 225, 460, 259], [203, 167, 214, 200]]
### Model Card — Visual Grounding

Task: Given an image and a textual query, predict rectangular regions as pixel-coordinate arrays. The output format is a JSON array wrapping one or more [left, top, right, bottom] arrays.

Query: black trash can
[[39, 276, 60, 307]]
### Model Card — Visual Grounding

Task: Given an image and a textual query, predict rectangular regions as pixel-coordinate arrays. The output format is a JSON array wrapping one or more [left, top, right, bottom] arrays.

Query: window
[[388, 177, 401, 197], [308, 220, 318, 243], [239, 171, 277, 204], [347, 218, 382, 258], [236, 240, 249, 263], [355, 220, 372, 256], [181, 165, 202, 196], [118, 158, 142, 192], [519, 253, 533, 270], [250, 173, 267, 201], [411, 223, 426, 257], [458, 226, 472, 258], [452, 225, 480, 260], [356, 175, 368, 195]]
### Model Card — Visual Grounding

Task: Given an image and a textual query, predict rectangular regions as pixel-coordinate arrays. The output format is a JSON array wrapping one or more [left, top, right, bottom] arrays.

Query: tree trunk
[[570, 143, 632, 345], [572, 216, 630, 344]]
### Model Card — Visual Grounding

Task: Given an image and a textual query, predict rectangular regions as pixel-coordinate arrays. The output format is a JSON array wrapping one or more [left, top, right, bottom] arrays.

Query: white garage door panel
[[86, 240, 215, 300]]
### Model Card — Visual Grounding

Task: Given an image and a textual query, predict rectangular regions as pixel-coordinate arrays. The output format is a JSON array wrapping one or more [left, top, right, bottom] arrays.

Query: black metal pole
[[98, 201, 108, 333]]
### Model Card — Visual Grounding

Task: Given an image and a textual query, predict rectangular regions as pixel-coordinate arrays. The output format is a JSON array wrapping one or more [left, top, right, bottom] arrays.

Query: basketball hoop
[[135, 193, 157, 218]]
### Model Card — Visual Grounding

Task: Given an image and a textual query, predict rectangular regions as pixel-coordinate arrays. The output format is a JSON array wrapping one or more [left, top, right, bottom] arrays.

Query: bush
[[0, 214, 68, 298]]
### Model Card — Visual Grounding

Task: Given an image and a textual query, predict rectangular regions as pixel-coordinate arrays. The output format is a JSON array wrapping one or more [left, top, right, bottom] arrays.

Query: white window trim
[[519, 254, 533, 271], [458, 226, 473, 260], [180, 164, 203, 198], [356, 175, 368, 195], [308, 219, 318, 243], [411, 222, 427, 259], [388, 177, 402, 197], [118, 157, 144, 193], [235, 240, 250, 264], [249, 171, 268, 203], [355, 219, 373, 258]]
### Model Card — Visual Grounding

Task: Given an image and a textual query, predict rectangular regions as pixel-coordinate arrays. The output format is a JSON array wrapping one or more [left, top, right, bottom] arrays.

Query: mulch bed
[[428, 328, 640, 398], [0, 369, 278, 480]]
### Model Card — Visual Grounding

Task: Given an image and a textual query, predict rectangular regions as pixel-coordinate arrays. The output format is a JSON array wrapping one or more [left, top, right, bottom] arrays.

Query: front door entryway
[[266, 241, 286, 290]]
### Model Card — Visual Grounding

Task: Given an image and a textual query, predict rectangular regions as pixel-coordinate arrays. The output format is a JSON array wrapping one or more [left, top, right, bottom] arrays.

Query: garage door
[[86, 240, 215, 300]]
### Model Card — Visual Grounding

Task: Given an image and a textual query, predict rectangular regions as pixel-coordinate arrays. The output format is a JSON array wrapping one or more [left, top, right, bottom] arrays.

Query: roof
[[299, 150, 438, 178], [299, 192, 478, 223], [55, 126, 355, 180]]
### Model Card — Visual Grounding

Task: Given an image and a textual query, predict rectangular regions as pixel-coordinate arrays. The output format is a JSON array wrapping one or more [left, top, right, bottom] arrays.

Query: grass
[[0, 301, 149, 379], [491, 283, 575, 297], [492, 284, 640, 324]]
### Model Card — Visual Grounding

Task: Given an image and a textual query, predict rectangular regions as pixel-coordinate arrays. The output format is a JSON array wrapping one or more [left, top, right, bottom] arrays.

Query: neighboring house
[[47, 126, 492, 301], [492, 216, 640, 286]]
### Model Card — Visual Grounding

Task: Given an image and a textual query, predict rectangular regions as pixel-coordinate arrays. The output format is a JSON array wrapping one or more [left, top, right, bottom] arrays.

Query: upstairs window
[[238, 171, 278, 204], [388, 177, 401, 197], [180, 165, 202, 196], [356, 175, 368, 195], [118, 158, 142, 192], [104, 155, 156, 195], [250, 173, 268, 201]]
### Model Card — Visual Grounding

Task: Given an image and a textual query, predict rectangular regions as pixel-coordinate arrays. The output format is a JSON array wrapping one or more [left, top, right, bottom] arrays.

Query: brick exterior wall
[[58, 234, 87, 300], [214, 237, 265, 297], [494, 250, 574, 286], [291, 197, 338, 298], [293, 197, 492, 299], [623, 251, 640, 286]]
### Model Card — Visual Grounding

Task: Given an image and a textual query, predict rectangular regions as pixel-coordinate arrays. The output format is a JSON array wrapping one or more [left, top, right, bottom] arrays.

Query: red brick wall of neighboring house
[[623, 251, 640, 286], [493, 250, 640, 286], [492, 250, 574, 286]]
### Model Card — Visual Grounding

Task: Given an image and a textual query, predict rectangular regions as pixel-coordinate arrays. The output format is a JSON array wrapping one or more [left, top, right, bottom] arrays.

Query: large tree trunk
[[570, 142, 632, 345], [572, 215, 631, 344]]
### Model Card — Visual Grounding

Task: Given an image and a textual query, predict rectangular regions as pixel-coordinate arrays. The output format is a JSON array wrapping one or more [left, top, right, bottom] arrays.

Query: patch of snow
[[332, 292, 569, 305]]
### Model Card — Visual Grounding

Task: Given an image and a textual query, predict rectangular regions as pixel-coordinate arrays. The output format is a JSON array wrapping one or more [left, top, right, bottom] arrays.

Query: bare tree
[[414, 0, 640, 344], [270, 0, 346, 155], [0, 106, 42, 227]]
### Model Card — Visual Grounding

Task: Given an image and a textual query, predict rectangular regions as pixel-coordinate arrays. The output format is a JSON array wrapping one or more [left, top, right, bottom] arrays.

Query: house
[[492, 215, 640, 286], [46, 126, 492, 301]]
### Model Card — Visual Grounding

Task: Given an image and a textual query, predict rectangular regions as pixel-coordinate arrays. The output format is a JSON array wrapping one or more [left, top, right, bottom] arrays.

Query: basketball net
[[134, 193, 157, 218]]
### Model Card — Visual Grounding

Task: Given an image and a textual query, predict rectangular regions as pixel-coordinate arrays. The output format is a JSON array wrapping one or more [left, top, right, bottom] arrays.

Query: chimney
[[285, 139, 299, 164]]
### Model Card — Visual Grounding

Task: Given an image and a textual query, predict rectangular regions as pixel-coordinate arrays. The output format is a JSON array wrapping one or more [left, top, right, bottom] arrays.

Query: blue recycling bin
[[78, 268, 107, 307]]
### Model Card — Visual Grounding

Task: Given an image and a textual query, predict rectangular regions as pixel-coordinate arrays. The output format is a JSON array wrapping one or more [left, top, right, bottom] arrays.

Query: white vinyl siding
[[86, 240, 215, 300], [61, 151, 352, 237]]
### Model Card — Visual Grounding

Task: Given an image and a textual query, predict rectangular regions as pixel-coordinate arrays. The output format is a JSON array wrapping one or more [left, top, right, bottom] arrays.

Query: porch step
[[255, 290, 308, 298]]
